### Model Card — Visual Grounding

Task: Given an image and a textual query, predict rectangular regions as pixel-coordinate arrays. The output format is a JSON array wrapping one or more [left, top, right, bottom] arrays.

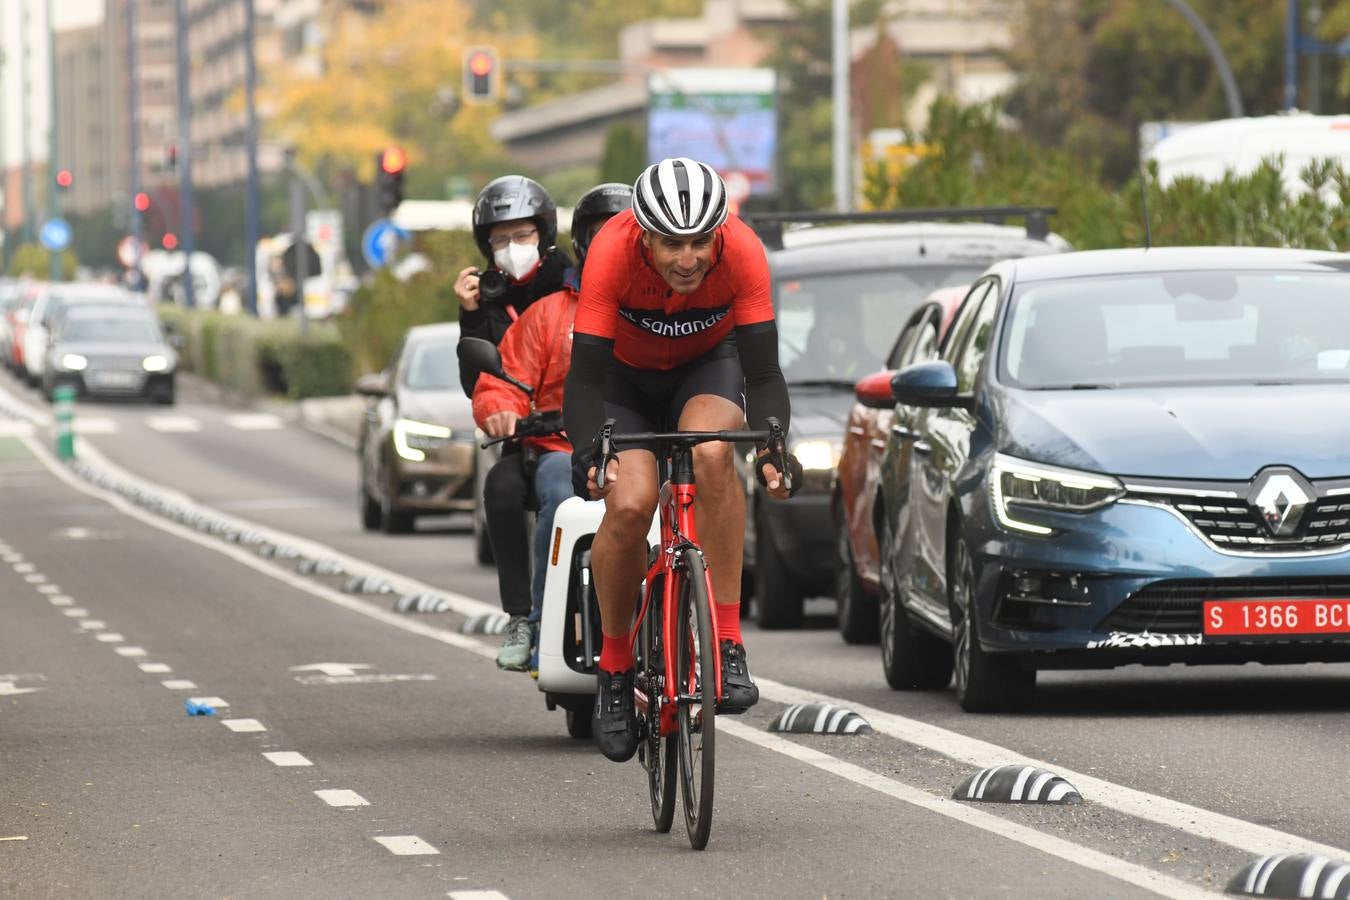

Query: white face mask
[[493, 242, 541, 281]]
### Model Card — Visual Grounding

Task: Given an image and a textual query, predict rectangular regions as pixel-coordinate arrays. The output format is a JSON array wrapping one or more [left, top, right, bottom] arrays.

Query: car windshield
[[776, 267, 981, 384], [403, 339, 458, 390], [61, 317, 162, 344], [1002, 269, 1350, 388]]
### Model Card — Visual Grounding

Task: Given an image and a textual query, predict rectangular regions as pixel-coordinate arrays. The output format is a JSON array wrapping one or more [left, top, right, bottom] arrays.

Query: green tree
[[8, 243, 78, 278], [599, 121, 646, 186]]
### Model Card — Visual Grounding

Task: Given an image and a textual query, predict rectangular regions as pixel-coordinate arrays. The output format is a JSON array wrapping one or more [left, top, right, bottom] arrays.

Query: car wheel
[[565, 706, 592, 739], [359, 469, 381, 531], [379, 473, 414, 535], [754, 502, 803, 630], [950, 534, 1034, 712], [834, 500, 878, 644], [473, 502, 494, 565], [878, 513, 952, 690]]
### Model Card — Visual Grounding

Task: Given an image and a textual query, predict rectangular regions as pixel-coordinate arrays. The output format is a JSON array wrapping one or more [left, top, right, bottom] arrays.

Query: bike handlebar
[[479, 410, 565, 449], [593, 417, 791, 494]]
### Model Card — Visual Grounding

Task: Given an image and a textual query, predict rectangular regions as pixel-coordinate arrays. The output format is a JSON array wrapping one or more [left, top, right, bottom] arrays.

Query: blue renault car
[[870, 247, 1350, 711]]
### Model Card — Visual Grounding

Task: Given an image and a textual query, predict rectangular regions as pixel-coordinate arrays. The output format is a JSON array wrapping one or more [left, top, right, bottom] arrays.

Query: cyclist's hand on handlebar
[[483, 410, 519, 439], [756, 452, 801, 500], [586, 457, 620, 500]]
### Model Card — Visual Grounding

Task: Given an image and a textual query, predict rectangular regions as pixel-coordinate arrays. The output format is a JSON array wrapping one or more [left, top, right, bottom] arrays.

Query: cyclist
[[455, 175, 572, 396], [472, 183, 634, 671], [563, 157, 800, 761]]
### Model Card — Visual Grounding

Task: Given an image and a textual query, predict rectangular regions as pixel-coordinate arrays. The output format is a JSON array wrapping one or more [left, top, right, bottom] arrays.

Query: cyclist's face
[[643, 231, 715, 295]]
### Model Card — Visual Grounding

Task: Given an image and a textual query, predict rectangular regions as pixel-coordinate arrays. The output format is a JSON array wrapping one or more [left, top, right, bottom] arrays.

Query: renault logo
[[1249, 470, 1313, 537]]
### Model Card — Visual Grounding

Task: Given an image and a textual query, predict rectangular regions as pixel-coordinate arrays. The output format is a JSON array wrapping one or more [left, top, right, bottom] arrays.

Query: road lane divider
[[314, 790, 370, 808], [222, 718, 266, 733], [373, 835, 438, 856], [954, 765, 1082, 805], [1228, 853, 1350, 898], [262, 752, 311, 767]]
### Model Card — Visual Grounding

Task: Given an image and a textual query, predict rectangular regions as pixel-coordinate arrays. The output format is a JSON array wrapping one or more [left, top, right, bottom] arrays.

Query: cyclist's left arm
[[563, 230, 625, 496]]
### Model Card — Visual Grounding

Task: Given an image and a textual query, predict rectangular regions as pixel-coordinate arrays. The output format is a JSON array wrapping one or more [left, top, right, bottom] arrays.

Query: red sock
[[598, 633, 634, 674], [716, 603, 742, 645]]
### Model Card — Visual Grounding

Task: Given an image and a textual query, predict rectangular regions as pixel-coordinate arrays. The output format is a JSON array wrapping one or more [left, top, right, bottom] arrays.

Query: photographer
[[455, 176, 573, 396]]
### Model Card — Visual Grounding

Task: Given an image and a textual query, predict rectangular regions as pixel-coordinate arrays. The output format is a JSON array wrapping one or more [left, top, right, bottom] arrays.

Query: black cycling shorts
[[603, 338, 745, 453]]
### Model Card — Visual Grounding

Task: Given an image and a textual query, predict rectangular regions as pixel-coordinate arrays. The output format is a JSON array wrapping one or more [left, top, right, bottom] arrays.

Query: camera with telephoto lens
[[477, 268, 508, 303]]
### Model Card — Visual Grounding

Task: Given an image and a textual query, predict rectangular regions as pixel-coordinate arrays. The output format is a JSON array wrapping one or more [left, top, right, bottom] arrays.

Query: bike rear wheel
[[675, 548, 717, 850], [638, 579, 677, 833]]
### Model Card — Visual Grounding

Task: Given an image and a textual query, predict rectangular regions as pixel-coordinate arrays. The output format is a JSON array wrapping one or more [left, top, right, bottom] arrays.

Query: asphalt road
[[3, 368, 1349, 898]]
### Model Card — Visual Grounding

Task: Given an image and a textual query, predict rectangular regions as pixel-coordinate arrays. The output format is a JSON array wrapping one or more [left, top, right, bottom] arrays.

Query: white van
[[1146, 114, 1350, 198]]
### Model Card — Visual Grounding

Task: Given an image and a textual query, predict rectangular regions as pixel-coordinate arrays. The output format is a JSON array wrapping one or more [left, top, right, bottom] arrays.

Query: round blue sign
[[361, 218, 408, 269], [41, 217, 72, 252]]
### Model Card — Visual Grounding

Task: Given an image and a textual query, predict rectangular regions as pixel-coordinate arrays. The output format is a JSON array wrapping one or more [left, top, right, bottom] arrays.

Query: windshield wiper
[[787, 378, 857, 389]]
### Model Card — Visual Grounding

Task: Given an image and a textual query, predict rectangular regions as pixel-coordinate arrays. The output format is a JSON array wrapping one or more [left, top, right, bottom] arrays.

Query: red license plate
[[1203, 599, 1350, 636]]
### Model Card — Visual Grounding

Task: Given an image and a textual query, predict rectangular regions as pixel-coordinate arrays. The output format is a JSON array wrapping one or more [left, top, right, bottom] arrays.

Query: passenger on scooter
[[471, 182, 634, 672]]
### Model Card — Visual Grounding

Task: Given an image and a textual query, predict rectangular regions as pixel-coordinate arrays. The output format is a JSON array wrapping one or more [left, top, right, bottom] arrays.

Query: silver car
[[44, 306, 177, 404]]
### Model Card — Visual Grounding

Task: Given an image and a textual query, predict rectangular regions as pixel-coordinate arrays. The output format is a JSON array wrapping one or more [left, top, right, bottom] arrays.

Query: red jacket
[[472, 285, 576, 454]]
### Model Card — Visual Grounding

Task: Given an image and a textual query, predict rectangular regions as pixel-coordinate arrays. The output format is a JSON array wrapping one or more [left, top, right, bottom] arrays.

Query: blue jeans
[[530, 451, 573, 623]]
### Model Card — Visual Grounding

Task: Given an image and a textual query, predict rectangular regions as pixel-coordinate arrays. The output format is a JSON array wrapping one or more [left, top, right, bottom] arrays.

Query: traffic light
[[463, 47, 498, 103], [134, 192, 151, 213], [375, 147, 406, 214], [162, 232, 179, 250], [56, 169, 73, 190]]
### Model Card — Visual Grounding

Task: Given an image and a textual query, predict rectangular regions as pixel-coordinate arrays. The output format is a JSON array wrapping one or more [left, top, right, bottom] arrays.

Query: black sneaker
[[592, 669, 639, 762], [719, 640, 759, 712]]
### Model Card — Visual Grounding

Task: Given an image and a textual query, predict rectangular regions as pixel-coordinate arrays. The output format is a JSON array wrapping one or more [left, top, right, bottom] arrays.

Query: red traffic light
[[162, 232, 179, 250], [56, 169, 73, 188], [468, 51, 494, 77], [380, 147, 407, 175], [134, 192, 151, 212]]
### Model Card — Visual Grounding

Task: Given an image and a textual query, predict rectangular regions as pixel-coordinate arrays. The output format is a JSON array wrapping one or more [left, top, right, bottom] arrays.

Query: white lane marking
[[373, 835, 438, 856], [36, 584, 59, 594], [226, 413, 284, 431], [24, 573, 45, 583], [13, 562, 34, 573], [114, 646, 147, 657], [0, 682, 43, 696], [314, 789, 369, 808], [95, 634, 125, 643], [162, 680, 197, 690], [221, 718, 266, 733], [26, 431, 1344, 879], [448, 892, 512, 900], [63, 608, 88, 617], [1, 554, 22, 563], [146, 415, 202, 433], [188, 696, 228, 708], [71, 417, 118, 435], [720, 720, 1208, 900], [290, 662, 371, 677], [0, 421, 34, 437], [0, 835, 30, 842], [138, 663, 172, 673], [49, 596, 73, 606], [262, 751, 311, 767], [78, 620, 106, 630], [753, 676, 1350, 862]]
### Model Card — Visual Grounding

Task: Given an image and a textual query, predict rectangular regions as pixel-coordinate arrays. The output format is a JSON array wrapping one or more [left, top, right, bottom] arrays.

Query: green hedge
[[159, 306, 351, 400]]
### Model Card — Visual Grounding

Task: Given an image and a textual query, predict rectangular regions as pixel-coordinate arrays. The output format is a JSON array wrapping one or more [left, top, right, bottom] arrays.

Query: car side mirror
[[891, 360, 966, 408], [854, 370, 898, 410], [457, 336, 505, 380], [354, 371, 390, 397]]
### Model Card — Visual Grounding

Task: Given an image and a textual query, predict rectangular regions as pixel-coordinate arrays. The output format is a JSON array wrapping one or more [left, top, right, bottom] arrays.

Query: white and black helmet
[[632, 157, 728, 238]]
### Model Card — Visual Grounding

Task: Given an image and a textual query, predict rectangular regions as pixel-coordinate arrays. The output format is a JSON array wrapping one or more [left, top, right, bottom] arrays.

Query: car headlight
[[61, 353, 88, 371], [990, 453, 1124, 536], [393, 418, 452, 461], [142, 354, 171, 373], [793, 439, 840, 471]]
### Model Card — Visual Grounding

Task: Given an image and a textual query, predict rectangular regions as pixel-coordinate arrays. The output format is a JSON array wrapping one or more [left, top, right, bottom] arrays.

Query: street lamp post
[[243, 0, 260, 315], [831, 0, 851, 212], [174, 0, 195, 308]]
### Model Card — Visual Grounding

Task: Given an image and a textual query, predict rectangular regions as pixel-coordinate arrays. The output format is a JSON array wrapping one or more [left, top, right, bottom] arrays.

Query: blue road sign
[[40, 218, 72, 252], [361, 218, 408, 269]]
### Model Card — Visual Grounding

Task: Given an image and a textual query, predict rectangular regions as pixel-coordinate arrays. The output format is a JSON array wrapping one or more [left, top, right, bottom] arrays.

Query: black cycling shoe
[[593, 669, 640, 762], [719, 640, 760, 712]]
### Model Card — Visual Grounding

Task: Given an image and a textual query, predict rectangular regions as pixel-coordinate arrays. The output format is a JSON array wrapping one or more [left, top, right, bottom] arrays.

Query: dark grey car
[[43, 306, 177, 404], [744, 219, 1070, 629]]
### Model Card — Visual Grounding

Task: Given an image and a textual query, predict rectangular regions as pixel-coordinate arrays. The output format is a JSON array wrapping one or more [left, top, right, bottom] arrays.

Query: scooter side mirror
[[458, 337, 505, 380]]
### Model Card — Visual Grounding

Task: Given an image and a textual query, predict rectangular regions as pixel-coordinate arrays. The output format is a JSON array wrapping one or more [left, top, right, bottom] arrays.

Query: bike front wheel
[[638, 575, 677, 833], [675, 548, 717, 850]]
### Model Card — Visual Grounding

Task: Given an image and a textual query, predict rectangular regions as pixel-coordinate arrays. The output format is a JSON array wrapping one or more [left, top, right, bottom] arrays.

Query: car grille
[[1150, 495, 1350, 553], [1099, 577, 1350, 633]]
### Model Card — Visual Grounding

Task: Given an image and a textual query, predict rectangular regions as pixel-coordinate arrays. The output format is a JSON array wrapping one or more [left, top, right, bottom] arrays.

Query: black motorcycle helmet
[[471, 175, 558, 260], [570, 182, 633, 266]]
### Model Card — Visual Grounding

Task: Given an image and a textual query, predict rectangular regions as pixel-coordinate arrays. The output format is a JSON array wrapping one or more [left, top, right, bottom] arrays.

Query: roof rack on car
[[742, 206, 1056, 250]]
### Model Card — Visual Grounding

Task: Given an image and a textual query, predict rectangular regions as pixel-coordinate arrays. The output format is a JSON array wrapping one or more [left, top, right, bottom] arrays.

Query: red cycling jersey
[[573, 209, 774, 370]]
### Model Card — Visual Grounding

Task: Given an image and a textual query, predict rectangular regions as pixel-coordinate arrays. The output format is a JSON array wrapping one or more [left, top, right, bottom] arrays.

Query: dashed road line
[[373, 835, 438, 856], [138, 662, 172, 674], [63, 608, 88, 617], [78, 620, 106, 630], [188, 696, 228, 708], [36, 584, 59, 594], [146, 416, 202, 433], [96, 634, 125, 643], [262, 752, 312, 767], [221, 718, 266, 733], [71, 417, 118, 435], [226, 413, 284, 431], [162, 680, 197, 690], [13, 562, 34, 573], [314, 789, 369, 808], [23, 573, 45, 583], [448, 892, 512, 900], [48, 596, 73, 606], [114, 646, 147, 657]]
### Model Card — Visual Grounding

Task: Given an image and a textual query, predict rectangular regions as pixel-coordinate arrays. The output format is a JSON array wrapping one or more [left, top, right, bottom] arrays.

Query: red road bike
[[594, 417, 790, 850]]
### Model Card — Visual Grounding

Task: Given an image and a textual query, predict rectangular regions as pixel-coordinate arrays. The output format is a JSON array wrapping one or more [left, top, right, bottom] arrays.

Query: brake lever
[[765, 416, 792, 495], [593, 419, 616, 491]]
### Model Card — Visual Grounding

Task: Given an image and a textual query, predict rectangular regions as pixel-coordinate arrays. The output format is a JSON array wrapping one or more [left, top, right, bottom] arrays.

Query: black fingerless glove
[[571, 450, 594, 499], [755, 451, 804, 498]]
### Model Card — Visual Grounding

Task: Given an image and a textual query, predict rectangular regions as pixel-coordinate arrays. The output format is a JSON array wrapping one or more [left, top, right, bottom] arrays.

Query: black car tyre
[[834, 500, 878, 644], [950, 535, 1034, 712], [878, 512, 952, 690], [754, 502, 803, 630], [473, 504, 494, 565], [564, 705, 592, 739], [359, 474, 381, 532], [379, 472, 414, 535]]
